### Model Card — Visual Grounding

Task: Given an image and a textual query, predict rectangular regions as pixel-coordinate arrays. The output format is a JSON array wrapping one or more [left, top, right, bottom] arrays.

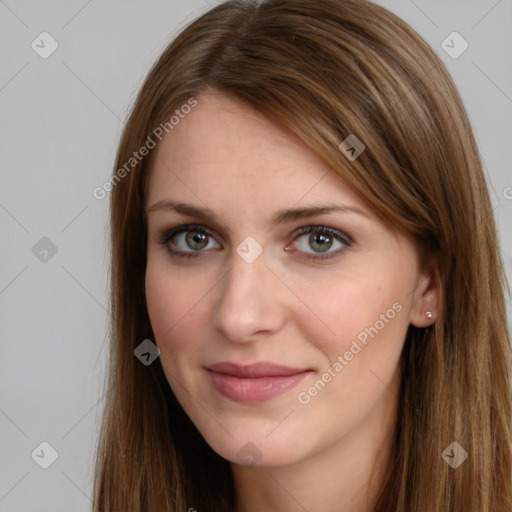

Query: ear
[[409, 259, 442, 328]]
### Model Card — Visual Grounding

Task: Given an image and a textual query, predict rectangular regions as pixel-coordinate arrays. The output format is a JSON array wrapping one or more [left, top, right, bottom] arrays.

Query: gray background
[[1, 0, 511, 510]]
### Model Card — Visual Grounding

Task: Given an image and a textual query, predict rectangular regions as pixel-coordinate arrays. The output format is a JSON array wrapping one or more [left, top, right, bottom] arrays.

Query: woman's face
[[145, 90, 435, 467]]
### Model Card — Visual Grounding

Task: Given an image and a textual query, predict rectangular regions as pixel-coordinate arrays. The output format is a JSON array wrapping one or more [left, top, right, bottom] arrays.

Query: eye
[[159, 223, 220, 259], [287, 226, 352, 260], [158, 224, 352, 261]]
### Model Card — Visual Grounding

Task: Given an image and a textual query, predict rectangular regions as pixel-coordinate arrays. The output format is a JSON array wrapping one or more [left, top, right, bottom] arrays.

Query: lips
[[205, 361, 309, 378], [205, 361, 312, 402]]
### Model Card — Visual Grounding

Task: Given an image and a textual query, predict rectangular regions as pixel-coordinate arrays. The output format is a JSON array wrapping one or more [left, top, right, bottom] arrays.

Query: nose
[[212, 249, 286, 344]]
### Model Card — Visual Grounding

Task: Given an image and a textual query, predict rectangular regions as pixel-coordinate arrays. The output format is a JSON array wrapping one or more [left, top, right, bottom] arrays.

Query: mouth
[[205, 361, 313, 402]]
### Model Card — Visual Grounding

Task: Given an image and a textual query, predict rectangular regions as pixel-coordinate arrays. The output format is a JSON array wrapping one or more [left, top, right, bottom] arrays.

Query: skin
[[144, 89, 440, 512]]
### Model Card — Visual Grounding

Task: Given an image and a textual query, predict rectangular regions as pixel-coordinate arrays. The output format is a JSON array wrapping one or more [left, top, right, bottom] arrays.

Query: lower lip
[[207, 370, 311, 403]]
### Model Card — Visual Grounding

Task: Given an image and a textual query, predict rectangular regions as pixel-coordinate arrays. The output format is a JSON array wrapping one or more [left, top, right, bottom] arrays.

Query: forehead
[[146, 91, 367, 215]]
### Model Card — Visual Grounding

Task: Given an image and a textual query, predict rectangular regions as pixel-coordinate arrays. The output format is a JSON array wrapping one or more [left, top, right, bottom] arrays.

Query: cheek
[[293, 279, 408, 417], [145, 261, 207, 361], [145, 265, 173, 339], [297, 275, 408, 365], [145, 261, 190, 350]]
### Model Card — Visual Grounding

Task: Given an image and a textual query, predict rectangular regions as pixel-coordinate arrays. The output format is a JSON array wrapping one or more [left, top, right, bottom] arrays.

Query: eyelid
[[288, 225, 352, 245]]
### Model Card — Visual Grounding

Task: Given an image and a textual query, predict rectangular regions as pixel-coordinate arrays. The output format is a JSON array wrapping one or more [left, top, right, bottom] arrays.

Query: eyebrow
[[145, 200, 369, 227]]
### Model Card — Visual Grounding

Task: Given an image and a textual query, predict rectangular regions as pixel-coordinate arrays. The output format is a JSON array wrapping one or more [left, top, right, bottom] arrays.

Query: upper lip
[[205, 361, 310, 378]]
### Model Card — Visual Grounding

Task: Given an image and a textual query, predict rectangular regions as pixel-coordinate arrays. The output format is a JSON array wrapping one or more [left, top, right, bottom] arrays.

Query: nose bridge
[[212, 244, 284, 342]]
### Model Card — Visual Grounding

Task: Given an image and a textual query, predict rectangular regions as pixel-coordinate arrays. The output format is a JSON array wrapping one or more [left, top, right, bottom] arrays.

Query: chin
[[198, 426, 306, 468]]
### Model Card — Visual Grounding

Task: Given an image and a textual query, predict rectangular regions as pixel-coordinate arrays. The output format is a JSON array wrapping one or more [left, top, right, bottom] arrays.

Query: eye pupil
[[310, 233, 332, 253], [186, 231, 208, 250]]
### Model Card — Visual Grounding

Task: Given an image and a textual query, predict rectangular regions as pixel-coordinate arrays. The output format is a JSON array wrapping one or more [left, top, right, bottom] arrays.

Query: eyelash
[[158, 223, 353, 261]]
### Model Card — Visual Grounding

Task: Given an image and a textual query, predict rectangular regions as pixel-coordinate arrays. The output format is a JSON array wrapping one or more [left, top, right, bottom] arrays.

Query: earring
[[426, 311, 433, 319]]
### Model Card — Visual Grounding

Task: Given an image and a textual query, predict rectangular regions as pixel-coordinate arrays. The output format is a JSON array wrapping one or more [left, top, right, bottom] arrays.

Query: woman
[[92, 0, 512, 510]]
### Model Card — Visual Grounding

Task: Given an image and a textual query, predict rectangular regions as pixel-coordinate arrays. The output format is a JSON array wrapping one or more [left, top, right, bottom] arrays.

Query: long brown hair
[[92, 0, 512, 510]]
